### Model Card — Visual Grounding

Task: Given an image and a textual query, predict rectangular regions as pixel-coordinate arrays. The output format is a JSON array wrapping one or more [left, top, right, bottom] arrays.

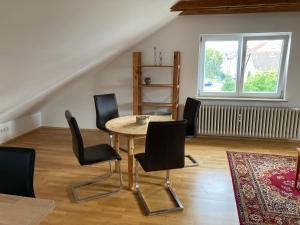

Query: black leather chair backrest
[[183, 97, 201, 137], [65, 110, 85, 165], [94, 94, 119, 132], [144, 120, 187, 172], [0, 147, 35, 197]]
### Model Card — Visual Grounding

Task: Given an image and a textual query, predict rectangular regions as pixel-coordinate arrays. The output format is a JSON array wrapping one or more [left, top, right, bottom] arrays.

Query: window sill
[[196, 97, 288, 102]]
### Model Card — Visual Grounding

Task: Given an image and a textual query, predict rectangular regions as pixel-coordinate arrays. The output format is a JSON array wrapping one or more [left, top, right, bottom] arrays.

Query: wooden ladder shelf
[[132, 51, 180, 120]]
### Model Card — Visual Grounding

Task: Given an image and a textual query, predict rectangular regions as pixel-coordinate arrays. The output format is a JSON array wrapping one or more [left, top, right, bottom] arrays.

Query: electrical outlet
[[0, 125, 9, 144], [0, 127, 9, 133]]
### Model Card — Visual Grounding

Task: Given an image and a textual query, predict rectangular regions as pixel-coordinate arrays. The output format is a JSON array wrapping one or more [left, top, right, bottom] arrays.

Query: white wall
[[41, 12, 300, 128], [0, 0, 177, 124], [0, 113, 41, 144]]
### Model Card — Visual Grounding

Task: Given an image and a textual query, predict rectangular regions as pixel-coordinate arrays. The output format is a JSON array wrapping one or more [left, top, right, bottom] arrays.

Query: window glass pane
[[203, 41, 239, 93], [243, 39, 284, 93]]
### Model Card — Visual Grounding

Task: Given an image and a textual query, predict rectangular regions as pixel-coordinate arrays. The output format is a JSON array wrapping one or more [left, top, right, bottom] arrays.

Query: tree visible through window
[[205, 48, 224, 80], [203, 40, 238, 93]]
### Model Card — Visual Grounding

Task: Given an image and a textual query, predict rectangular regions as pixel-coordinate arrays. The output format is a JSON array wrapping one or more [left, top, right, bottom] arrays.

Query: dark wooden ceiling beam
[[171, 0, 300, 15], [171, 0, 300, 10], [180, 4, 300, 15]]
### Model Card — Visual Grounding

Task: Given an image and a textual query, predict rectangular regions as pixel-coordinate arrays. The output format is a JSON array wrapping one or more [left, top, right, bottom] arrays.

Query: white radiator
[[199, 105, 300, 140]]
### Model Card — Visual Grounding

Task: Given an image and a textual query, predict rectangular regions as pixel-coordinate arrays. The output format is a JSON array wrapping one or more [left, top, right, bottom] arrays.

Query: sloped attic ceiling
[[0, 0, 178, 123]]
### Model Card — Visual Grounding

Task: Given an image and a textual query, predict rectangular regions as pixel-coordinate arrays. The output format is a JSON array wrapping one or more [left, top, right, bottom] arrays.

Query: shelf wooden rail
[[140, 102, 174, 107], [140, 65, 173, 68], [132, 51, 181, 119], [140, 84, 173, 88]]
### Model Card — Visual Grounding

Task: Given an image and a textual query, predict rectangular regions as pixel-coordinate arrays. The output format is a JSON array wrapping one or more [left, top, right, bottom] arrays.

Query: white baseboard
[[0, 112, 42, 144]]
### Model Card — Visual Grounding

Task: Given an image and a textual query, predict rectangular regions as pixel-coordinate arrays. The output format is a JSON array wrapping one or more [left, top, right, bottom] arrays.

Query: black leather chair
[[183, 97, 201, 167], [184, 97, 201, 137], [65, 110, 122, 202], [0, 147, 35, 197], [134, 120, 187, 216], [94, 94, 119, 147]]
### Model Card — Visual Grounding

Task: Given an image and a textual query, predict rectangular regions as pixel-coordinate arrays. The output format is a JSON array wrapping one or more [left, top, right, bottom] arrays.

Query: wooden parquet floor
[[3, 127, 298, 225]]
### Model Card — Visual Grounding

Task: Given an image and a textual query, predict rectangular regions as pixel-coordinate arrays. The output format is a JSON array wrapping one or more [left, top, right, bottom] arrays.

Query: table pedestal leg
[[128, 137, 134, 190], [114, 134, 120, 172]]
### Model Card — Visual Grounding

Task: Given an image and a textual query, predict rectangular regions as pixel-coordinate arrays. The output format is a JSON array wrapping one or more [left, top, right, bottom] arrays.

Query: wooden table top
[[105, 115, 172, 136], [0, 194, 55, 225]]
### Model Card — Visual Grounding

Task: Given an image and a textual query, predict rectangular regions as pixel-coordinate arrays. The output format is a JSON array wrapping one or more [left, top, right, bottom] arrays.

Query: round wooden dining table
[[105, 115, 172, 190]]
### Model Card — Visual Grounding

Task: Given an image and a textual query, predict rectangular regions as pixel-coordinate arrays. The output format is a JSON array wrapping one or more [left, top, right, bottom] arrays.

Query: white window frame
[[197, 32, 291, 100]]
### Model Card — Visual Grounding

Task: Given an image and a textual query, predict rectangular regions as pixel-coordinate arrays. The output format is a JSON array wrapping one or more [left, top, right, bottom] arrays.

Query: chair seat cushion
[[82, 144, 121, 165], [135, 151, 185, 172]]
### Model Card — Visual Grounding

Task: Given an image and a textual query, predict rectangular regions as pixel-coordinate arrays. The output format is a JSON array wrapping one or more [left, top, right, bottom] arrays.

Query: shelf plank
[[140, 102, 174, 107], [140, 84, 173, 88], [140, 65, 173, 68]]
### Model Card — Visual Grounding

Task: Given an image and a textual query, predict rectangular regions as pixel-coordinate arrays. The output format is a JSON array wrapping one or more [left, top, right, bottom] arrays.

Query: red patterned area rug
[[227, 151, 300, 225]]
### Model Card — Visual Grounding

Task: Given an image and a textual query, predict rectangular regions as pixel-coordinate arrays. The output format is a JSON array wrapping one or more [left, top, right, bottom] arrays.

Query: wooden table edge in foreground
[[0, 193, 55, 225], [106, 115, 172, 190]]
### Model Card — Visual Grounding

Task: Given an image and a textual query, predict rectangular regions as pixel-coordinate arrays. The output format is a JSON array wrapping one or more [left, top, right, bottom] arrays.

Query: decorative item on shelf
[[144, 77, 151, 85], [154, 47, 157, 65], [159, 51, 163, 65], [136, 115, 150, 125]]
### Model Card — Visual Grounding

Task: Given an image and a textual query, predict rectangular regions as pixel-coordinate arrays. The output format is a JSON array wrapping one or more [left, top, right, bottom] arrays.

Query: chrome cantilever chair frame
[[71, 160, 122, 202], [185, 154, 199, 167], [184, 135, 199, 167], [183, 97, 201, 167], [109, 133, 128, 153], [108, 133, 114, 147], [135, 160, 184, 216]]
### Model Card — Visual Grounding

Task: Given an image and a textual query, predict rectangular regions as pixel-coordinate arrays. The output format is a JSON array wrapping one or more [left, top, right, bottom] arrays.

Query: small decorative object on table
[[136, 115, 150, 125], [144, 77, 151, 85]]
